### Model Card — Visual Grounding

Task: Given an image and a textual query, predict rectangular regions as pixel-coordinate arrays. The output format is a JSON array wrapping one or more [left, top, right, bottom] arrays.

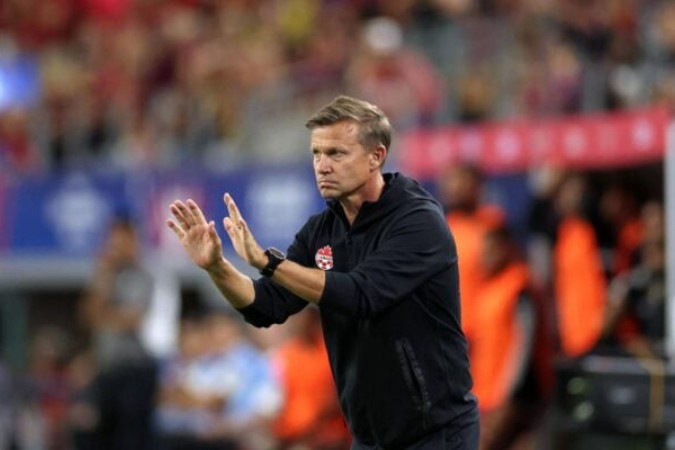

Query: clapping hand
[[167, 194, 265, 271]]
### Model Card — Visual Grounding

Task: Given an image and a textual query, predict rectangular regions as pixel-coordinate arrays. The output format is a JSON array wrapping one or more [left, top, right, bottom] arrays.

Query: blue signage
[[1, 166, 326, 258]]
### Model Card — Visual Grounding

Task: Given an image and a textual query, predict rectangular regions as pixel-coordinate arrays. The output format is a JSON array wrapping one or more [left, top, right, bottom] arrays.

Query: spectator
[[471, 226, 552, 450], [438, 162, 505, 350], [198, 310, 282, 449], [0, 0, 670, 170], [650, 0, 675, 62], [158, 309, 282, 450], [78, 215, 158, 450], [0, 108, 41, 175], [552, 173, 607, 358], [525, 163, 565, 291], [596, 182, 643, 276], [603, 237, 666, 359], [455, 69, 496, 124], [23, 326, 73, 450], [156, 312, 225, 450], [271, 307, 351, 450], [602, 201, 666, 358], [345, 17, 446, 128], [65, 347, 99, 450]]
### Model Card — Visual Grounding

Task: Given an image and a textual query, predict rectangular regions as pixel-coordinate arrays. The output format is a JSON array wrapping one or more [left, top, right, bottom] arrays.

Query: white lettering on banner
[[46, 174, 110, 252], [459, 130, 483, 161], [495, 129, 521, 162], [563, 126, 587, 159], [633, 119, 655, 152]]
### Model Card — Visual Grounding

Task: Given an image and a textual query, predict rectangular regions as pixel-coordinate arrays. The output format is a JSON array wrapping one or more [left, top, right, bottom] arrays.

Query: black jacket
[[239, 173, 477, 448]]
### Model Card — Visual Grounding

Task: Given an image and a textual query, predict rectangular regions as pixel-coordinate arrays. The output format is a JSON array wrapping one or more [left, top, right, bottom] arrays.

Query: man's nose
[[315, 155, 331, 173]]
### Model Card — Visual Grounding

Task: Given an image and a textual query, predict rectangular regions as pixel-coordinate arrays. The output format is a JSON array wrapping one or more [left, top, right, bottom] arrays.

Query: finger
[[170, 202, 192, 230], [166, 219, 185, 239], [224, 193, 245, 226], [186, 199, 208, 225], [175, 201, 197, 227]]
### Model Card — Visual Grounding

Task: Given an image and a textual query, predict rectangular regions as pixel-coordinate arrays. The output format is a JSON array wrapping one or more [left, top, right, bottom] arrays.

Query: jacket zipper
[[396, 338, 431, 429]]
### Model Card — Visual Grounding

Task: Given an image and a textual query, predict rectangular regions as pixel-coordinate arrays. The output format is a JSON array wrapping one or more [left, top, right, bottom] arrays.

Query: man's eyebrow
[[312, 146, 344, 153]]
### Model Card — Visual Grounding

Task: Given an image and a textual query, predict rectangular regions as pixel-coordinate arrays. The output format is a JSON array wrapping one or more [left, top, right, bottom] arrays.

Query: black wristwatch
[[260, 247, 286, 277]]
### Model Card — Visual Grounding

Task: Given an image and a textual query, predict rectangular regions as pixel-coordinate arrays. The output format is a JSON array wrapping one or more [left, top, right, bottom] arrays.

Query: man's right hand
[[167, 199, 226, 271], [167, 199, 257, 309]]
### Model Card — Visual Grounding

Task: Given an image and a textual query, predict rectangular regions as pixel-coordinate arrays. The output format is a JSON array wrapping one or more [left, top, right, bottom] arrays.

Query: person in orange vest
[[471, 226, 552, 450], [271, 307, 351, 450], [439, 163, 505, 348], [553, 173, 607, 358]]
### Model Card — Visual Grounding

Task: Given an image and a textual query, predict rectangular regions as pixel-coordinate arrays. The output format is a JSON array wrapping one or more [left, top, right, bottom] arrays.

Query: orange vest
[[446, 206, 505, 341], [272, 335, 348, 443], [471, 262, 530, 412], [554, 217, 607, 357]]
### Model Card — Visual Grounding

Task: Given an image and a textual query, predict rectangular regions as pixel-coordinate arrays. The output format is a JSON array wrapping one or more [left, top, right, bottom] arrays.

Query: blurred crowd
[[1, 0, 675, 174], [439, 162, 666, 449], [0, 0, 672, 449], [1, 217, 352, 450]]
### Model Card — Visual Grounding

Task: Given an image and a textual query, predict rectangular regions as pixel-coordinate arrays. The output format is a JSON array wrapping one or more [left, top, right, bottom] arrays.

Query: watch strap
[[260, 248, 285, 277]]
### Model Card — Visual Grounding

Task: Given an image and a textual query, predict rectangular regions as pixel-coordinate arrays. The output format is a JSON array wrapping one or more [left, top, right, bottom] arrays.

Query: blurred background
[[0, 0, 673, 449]]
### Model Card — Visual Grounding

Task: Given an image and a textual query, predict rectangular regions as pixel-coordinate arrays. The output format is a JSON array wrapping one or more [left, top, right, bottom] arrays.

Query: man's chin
[[319, 192, 338, 200], [318, 188, 339, 200]]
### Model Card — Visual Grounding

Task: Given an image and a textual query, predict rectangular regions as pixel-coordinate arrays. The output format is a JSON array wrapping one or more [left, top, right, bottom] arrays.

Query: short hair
[[305, 95, 392, 151], [452, 162, 484, 184]]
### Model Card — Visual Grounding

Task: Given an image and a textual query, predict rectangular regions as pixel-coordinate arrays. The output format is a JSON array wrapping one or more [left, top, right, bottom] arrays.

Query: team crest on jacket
[[315, 245, 334, 271]]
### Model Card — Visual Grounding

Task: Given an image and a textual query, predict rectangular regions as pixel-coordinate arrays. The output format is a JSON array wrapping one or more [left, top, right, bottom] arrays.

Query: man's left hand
[[222, 193, 267, 270]]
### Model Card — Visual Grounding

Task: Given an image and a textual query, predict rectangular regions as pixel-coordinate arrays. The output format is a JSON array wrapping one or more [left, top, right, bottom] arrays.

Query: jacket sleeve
[[320, 205, 456, 317], [237, 228, 312, 328]]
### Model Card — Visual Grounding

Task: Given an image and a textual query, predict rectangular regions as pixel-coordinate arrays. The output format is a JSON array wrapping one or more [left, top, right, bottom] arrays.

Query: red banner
[[399, 107, 671, 178]]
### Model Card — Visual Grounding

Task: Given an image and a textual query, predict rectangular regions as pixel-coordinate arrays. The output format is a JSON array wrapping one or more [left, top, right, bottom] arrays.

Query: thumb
[[208, 221, 223, 246]]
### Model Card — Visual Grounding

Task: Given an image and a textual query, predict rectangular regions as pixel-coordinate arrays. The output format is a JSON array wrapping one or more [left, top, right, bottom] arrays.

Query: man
[[438, 163, 505, 351], [552, 173, 606, 357], [167, 96, 479, 449], [471, 226, 552, 450], [78, 216, 158, 450]]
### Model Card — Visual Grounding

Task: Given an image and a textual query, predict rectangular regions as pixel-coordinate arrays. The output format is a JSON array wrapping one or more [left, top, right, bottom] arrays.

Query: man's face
[[311, 120, 377, 201], [105, 225, 137, 264], [440, 167, 480, 211]]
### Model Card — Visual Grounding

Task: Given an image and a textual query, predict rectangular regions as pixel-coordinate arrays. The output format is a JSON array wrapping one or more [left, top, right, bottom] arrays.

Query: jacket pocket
[[395, 338, 432, 428]]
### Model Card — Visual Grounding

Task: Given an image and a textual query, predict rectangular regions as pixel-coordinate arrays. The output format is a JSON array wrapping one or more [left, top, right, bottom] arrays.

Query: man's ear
[[370, 145, 387, 170]]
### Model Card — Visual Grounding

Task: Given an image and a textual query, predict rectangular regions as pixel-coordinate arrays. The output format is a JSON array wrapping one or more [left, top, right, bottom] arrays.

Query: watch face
[[268, 247, 286, 259]]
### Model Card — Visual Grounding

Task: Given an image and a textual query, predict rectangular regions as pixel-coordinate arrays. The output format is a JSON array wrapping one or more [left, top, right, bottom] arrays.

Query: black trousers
[[75, 360, 158, 450], [351, 419, 480, 450]]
